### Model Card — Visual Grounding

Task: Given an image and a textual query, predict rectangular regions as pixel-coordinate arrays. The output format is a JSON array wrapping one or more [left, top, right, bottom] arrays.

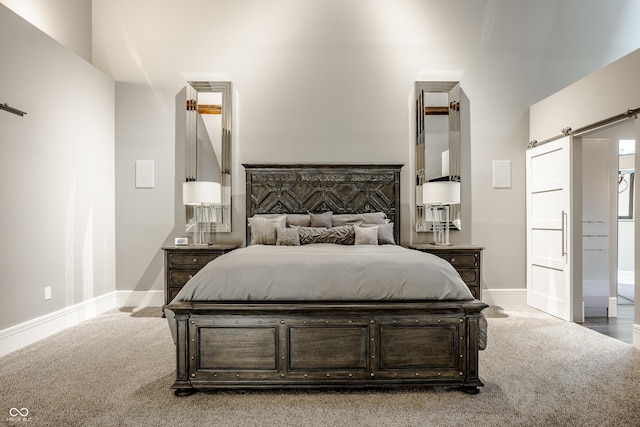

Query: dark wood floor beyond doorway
[[582, 302, 634, 344]]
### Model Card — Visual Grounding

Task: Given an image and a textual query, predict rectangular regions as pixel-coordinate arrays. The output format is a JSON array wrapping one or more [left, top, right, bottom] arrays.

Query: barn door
[[526, 136, 576, 321]]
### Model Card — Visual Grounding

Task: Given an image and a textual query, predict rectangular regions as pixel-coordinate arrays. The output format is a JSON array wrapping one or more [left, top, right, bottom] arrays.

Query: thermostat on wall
[[175, 237, 188, 246]]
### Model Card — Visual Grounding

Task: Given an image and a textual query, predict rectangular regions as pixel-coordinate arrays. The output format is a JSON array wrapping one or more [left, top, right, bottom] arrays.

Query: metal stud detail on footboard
[[173, 308, 486, 392]]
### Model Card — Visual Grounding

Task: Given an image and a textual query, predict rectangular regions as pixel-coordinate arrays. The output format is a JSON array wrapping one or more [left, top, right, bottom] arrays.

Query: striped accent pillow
[[248, 215, 287, 245]]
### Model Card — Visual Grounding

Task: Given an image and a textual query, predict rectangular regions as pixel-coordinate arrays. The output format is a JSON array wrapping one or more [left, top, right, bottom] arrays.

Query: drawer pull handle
[[450, 257, 455, 263], [192, 258, 198, 263]]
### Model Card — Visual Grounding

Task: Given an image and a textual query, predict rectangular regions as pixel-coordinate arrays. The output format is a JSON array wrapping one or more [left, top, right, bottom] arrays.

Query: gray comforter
[[164, 244, 486, 348], [168, 244, 474, 303]]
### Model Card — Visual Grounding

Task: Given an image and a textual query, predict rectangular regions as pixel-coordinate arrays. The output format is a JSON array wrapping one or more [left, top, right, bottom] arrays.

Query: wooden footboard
[[167, 300, 487, 396]]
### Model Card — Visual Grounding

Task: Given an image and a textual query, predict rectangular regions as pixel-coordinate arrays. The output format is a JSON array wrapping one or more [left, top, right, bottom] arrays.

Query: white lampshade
[[422, 181, 460, 205], [183, 181, 221, 205]]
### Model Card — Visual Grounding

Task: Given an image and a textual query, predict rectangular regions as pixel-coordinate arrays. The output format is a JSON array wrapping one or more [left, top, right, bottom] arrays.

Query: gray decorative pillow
[[309, 211, 332, 227], [332, 212, 388, 226], [253, 213, 311, 227], [354, 224, 378, 245], [276, 227, 300, 246], [286, 214, 311, 227], [361, 222, 395, 245], [248, 215, 287, 245], [296, 225, 355, 245]]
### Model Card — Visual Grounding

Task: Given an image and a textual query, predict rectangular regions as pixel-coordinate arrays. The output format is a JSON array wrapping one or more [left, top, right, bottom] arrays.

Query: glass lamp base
[[430, 204, 451, 245]]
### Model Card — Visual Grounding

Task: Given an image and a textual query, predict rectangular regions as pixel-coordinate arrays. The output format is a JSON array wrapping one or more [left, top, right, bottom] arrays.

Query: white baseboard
[[0, 290, 164, 358], [0, 292, 117, 358], [634, 324, 640, 350], [115, 290, 164, 308], [608, 297, 618, 318], [481, 288, 527, 306]]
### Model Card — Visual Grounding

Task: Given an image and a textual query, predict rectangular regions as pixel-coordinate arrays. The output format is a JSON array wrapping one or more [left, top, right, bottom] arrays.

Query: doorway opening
[[581, 124, 635, 344], [613, 138, 635, 344]]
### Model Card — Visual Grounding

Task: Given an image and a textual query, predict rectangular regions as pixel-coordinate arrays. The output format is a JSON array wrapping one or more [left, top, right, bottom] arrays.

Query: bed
[[164, 164, 487, 396]]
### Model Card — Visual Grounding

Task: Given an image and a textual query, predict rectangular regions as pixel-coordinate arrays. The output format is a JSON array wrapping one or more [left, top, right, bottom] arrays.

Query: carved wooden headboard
[[244, 164, 402, 245]]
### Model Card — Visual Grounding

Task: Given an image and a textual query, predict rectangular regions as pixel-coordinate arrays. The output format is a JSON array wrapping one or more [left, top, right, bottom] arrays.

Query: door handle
[[561, 210, 568, 259]]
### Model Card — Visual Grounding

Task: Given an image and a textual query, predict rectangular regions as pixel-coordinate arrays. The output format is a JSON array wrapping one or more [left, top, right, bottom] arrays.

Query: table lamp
[[422, 181, 460, 245]]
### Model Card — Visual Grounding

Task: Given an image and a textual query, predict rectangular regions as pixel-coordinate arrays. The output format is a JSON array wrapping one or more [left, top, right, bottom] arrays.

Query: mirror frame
[[415, 81, 462, 232], [185, 81, 232, 233]]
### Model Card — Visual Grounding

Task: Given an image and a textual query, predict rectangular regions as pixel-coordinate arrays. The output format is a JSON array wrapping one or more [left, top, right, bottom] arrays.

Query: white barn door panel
[[526, 136, 573, 321]]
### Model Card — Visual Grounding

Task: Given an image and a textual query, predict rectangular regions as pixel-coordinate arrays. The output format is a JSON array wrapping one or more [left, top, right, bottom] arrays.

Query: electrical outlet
[[44, 287, 52, 300]]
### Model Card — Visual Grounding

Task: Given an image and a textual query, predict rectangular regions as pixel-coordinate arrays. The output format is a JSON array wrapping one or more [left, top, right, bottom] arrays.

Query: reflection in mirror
[[186, 81, 232, 236], [415, 81, 462, 232], [618, 139, 635, 219], [618, 171, 634, 219]]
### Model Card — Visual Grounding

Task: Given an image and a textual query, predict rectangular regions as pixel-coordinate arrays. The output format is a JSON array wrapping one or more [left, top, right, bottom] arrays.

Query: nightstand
[[409, 244, 483, 300], [162, 244, 238, 306]]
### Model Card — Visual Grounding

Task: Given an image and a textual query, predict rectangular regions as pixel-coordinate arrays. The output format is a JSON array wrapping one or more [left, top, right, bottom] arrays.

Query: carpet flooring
[[1, 305, 639, 427]]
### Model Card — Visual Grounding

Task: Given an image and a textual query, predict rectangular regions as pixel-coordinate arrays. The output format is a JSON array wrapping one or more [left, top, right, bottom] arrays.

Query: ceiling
[[90, 0, 640, 99]]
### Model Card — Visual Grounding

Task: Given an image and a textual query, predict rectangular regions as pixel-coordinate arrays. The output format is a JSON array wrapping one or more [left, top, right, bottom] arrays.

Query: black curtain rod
[[529, 107, 640, 148], [1, 103, 27, 117]]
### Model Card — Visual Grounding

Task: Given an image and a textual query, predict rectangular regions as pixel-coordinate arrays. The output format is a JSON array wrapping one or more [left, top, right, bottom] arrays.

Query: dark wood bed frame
[[167, 164, 487, 396]]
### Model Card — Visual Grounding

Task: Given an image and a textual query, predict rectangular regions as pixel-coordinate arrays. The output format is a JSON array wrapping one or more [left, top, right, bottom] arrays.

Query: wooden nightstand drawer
[[408, 244, 483, 300], [433, 253, 479, 268], [458, 269, 479, 286], [168, 253, 221, 268], [169, 270, 200, 287]]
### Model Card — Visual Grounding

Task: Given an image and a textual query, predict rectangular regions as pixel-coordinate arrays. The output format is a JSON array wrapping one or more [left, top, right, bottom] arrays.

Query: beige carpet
[[1, 305, 639, 427]]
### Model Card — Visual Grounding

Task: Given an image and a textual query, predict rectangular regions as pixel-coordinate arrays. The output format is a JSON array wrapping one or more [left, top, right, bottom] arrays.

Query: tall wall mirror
[[415, 81, 462, 232], [185, 81, 232, 234]]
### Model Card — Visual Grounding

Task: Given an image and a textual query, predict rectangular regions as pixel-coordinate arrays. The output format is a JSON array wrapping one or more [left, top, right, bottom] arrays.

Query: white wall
[[0, 5, 114, 331], [530, 51, 640, 142], [0, 0, 92, 61], [2, 1, 640, 326], [2, 2, 639, 358], [115, 83, 177, 296], [95, 1, 640, 301]]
